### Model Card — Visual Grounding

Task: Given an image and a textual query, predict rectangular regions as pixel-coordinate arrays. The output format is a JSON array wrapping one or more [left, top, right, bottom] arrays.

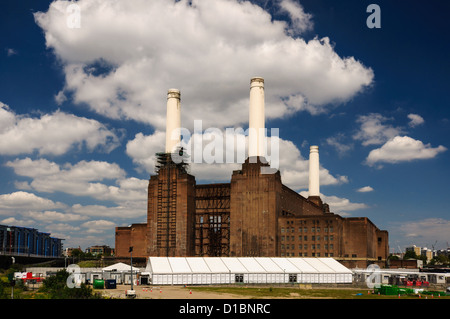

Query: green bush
[[40, 269, 101, 299]]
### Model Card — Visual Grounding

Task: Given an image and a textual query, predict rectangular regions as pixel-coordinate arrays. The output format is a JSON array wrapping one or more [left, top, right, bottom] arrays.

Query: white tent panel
[[254, 257, 284, 273], [220, 257, 248, 273], [319, 258, 353, 274], [185, 257, 211, 273], [271, 258, 301, 273], [145, 257, 353, 285], [148, 257, 172, 274], [102, 262, 133, 272], [303, 258, 335, 273], [168, 257, 192, 274], [203, 257, 230, 273], [288, 258, 319, 274], [237, 257, 267, 273]]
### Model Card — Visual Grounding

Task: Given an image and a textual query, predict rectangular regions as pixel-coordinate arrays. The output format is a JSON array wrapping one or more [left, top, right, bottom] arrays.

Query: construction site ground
[[98, 284, 247, 299], [96, 283, 449, 299]]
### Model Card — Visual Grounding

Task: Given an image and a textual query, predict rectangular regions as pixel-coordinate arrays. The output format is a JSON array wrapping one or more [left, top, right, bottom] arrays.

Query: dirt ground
[[97, 284, 248, 299]]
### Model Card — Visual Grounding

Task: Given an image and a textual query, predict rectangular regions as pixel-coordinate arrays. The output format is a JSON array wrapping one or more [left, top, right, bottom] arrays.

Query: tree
[[403, 250, 418, 260], [40, 269, 101, 299], [388, 254, 399, 261]]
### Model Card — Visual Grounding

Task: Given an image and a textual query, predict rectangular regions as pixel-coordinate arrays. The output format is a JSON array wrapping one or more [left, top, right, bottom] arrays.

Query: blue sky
[[0, 0, 449, 252]]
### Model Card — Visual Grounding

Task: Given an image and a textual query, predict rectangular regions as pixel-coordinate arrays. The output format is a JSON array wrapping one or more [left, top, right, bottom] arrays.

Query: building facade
[[115, 78, 389, 268], [0, 224, 63, 258]]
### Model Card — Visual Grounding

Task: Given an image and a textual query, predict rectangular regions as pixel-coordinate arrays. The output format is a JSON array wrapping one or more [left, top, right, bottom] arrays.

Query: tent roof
[[102, 262, 135, 272], [146, 257, 352, 275]]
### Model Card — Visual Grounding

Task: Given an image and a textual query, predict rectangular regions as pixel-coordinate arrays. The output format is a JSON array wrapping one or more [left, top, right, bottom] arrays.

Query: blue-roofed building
[[0, 224, 63, 258]]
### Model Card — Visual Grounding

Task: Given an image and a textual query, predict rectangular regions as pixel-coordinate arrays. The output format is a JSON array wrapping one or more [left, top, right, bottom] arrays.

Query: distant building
[[0, 224, 63, 257], [389, 258, 423, 269], [421, 247, 434, 262], [437, 247, 450, 258], [406, 245, 422, 256], [406, 245, 436, 262], [85, 245, 114, 256], [64, 247, 81, 257]]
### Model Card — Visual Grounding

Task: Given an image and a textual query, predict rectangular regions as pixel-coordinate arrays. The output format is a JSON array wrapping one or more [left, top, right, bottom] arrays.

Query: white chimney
[[165, 89, 181, 153], [308, 145, 320, 197], [248, 77, 265, 158]]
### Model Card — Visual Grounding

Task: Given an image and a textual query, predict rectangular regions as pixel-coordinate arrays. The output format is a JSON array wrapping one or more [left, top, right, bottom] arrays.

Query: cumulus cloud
[[390, 218, 450, 249], [353, 113, 403, 146], [366, 136, 447, 166], [24, 210, 87, 222], [407, 113, 424, 127], [299, 191, 368, 215], [71, 201, 146, 220], [126, 128, 347, 190], [278, 0, 313, 35], [34, 0, 373, 130], [6, 157, 147, 202], [0, 102, 119, 156], [326, 134, 353, 156], [0, 191, 66, 212], [357, 186, 374, 193], [81, 220, 117, 233], [0, 217, 34, 227]]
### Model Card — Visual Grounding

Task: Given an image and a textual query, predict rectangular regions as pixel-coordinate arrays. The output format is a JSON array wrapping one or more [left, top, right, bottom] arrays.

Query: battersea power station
[[115, 78, 389, 268]]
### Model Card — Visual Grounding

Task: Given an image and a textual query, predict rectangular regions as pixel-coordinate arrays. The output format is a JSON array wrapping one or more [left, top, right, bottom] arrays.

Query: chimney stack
[[308, 145, 322, 206], [248, 77, 265, 159], [165, 89, 181, 153]]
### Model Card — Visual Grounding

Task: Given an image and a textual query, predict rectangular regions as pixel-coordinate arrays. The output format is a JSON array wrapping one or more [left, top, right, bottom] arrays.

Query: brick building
[[115, 78, 389, 268]]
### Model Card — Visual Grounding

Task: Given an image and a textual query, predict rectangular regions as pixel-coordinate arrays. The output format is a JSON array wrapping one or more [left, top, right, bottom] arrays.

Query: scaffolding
[[195, 184, 230, 257], [155, 149, 189, 256]]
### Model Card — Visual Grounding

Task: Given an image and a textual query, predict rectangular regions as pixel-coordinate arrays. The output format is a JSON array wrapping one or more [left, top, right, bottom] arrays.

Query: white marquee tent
[[102, 262, 139, 284], [145, 257, 353, 285]]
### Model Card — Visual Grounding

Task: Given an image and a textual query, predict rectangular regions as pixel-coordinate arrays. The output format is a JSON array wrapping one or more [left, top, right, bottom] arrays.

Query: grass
[[187, 286, 450, 299]]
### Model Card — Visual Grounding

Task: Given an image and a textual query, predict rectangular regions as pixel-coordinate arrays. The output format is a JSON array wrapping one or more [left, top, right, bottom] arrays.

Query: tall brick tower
[[229, 77, 282, 256], [146, 89, 196, 257], [147, 153, 196, 257], [230, 157, 282, 256]]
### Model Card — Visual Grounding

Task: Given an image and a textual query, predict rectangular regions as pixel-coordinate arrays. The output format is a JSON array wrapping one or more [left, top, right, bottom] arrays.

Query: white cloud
[[353, 113, 403, 146], [407, 113, 424, 127], [6, 48, 17, 56], [326, 134, 353, 156], [357, 186, 374, 193], [366, 136, 447, 166], [34, 0, 373, 130], [278, 0, 313, 35], [81, 220, 117, 233], [390, 218, 450, 249], [24, 210, 87, 222], [0, 191, 66, 212], [300, 191, 368, 215], [0, 103, 119, 155], [126, 129, 346, 190], [71, 202, 146, 219], [45, 223, 80, 233], [0, 217, 34, 227], [6, 158, 147, 202], [126, 131, 165, 174]]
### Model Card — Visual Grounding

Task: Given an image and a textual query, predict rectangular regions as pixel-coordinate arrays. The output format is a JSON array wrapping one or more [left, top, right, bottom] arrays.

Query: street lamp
[[126, 246, 136, 298], [129, 246, 133, 290]]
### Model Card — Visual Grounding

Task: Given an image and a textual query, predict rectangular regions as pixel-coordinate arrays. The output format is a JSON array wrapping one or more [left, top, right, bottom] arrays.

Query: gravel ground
[[97, 284, 247, 299]]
